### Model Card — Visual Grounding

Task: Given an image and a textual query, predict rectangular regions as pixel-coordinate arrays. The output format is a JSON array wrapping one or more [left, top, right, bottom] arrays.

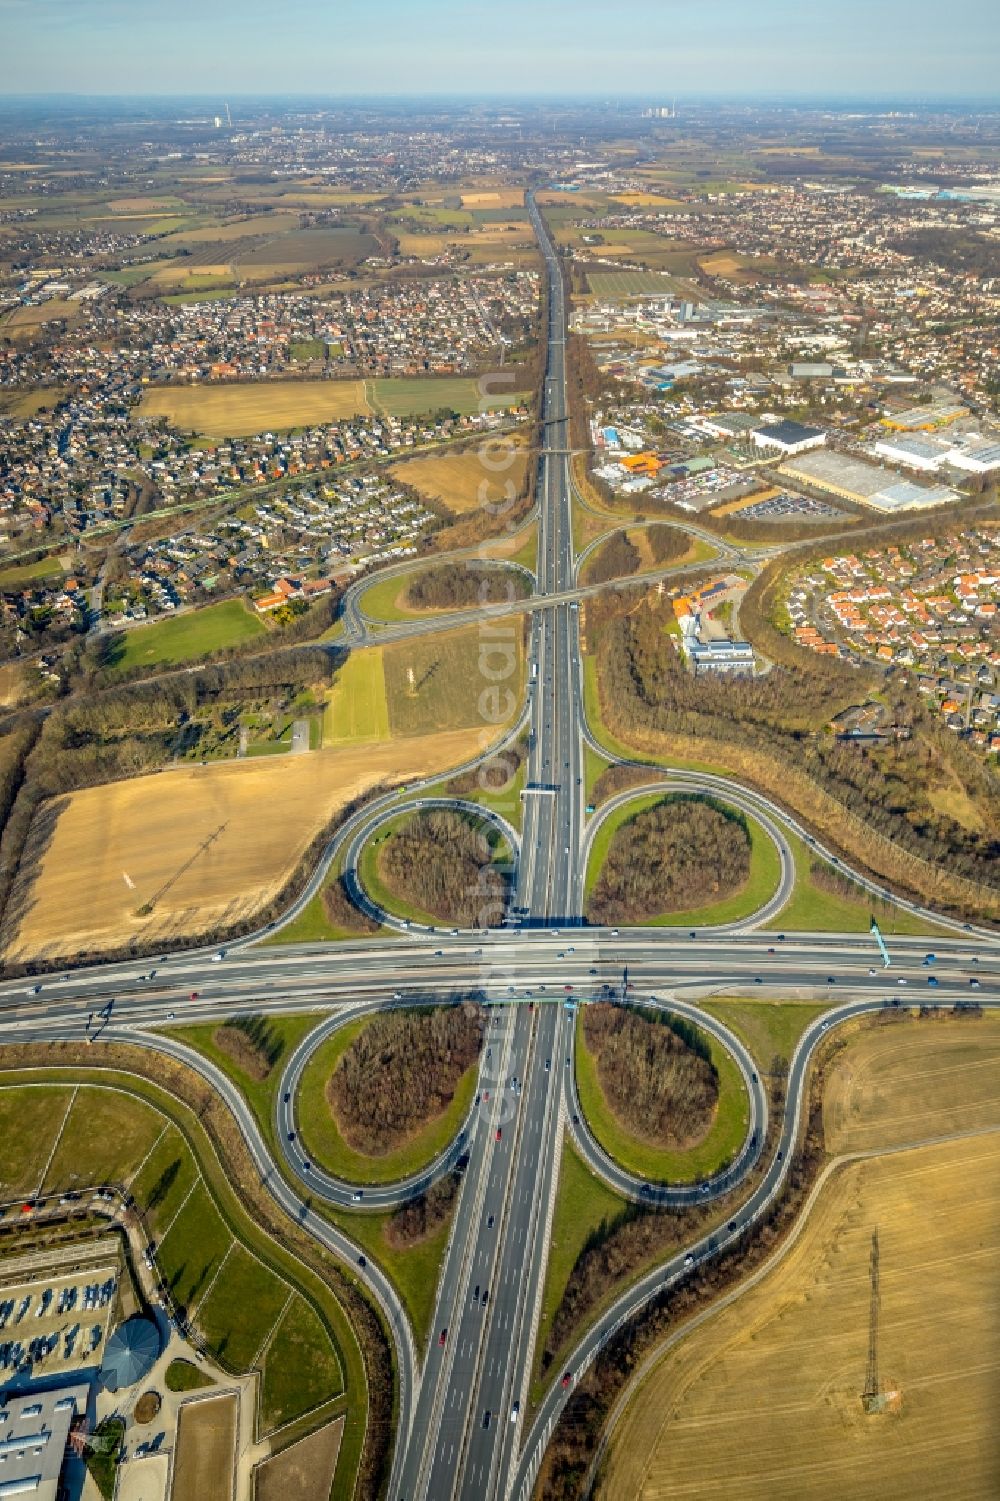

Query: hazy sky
[[2, 0, 997, 98]]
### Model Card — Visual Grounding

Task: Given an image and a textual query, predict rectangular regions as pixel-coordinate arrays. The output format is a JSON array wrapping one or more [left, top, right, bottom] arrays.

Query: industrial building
[[752, 419, 826, 455], [0, 1383, 89, 1501], [778, 449, 959, 512], [687, 638, 755, 675], [881, 400, 968, 431], [874, 430, 1000, 475]]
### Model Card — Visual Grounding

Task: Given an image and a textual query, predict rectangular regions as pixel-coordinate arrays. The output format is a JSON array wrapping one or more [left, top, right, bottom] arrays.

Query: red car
[[439, 1328, 448, 1346], [189, 991, 199, 1001], [495, 1127, 502, 1143], [561, 1371, 572, 1389], [564, 984, 573, 993]]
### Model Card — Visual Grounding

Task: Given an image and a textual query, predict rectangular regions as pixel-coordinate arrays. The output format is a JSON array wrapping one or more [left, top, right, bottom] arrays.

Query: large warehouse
[[752, 419, 826, 455], [778, 449, 958, 511]]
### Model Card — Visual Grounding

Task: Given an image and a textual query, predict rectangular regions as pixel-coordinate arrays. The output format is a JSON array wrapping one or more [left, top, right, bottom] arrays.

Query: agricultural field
[[370, 376, 525, 419], [0, 299, 81, 333], [598, 1016, 1000, 1501], [137, 379, 371, 436], [390, 437, 531, 515], [107, 598, 265, 672], [138, 374, 523, 437], [585, 269, 683, 300], [0, 386, 66, 418], [4, 726, 496, 960], [323, 624, 525, 745]]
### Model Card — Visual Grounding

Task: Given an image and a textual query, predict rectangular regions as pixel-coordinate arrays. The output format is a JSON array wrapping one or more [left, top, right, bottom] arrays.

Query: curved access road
[[563, 993, 766, 1204], [343, 797, 521, 935], [510, 989, 1000, 1501], [580, 780, 793, 933]]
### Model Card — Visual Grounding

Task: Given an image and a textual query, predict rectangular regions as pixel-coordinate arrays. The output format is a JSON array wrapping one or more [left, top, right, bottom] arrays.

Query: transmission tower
[[862, 1227, 880, 1410]]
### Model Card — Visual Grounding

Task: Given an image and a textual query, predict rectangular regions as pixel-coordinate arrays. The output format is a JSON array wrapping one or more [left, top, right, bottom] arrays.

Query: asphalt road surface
[[1, 191, 998, 1501]]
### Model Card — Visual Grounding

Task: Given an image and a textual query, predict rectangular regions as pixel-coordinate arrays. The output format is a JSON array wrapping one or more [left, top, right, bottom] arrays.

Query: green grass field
[[532, 1140, 626, 1397], [575, 1011, 750, 1183], [322, 646, 390, 744], [384, 624, 525, 737], [584, 792, 781, 927], [322, 625, 524, 747], [0, 554, 65, 591], [698, 998, 830, 1073], [371, 377, 525, 419], [165, 1014, 322, 1160], [260, 1294, 346, 1430], [108, 598, 265, 672], [195, 1243, 290, 1371], [586, 269, 681, 299], [296, 1014, 480, 1185], [767, 831, 951, 938]]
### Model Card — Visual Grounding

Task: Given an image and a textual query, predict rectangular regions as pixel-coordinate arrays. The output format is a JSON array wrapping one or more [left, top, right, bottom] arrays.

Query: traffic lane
[[487, 1006, 567, 1495], [420, 1007, 536, 1501], [459, 1003, 560, 1499], [511, 986, 1000, 1501], [6, 944, 996, 1037], [399, 1005, 525, 1501]]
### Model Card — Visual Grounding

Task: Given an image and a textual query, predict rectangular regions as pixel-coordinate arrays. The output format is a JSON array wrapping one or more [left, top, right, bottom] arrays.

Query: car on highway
[[495, 1127, 502, 1142], [684, 1253, 694, 1267], [439, 1328, 447, 1346], [482, 1410, 491, 1429], [352, 1190, 363, 1202], [211, 950, 226, 962], [510, 1400, 520, 1423], [927, 975, 939, 986], [283, 1091, 290, 1103], [561, 1371, 573, 1389], [486, 1213, 495, 1228]]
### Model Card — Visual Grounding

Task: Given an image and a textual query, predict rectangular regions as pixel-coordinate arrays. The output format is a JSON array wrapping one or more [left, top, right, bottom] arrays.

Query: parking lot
[[0, 1265, 118, 1383]]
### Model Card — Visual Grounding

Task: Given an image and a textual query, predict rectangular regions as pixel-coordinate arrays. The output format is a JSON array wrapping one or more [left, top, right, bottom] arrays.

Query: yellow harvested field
[[396, 232, 449, 256], [699, 251, 749, 276], [461, 189, 525, 208], [138, 380, 370, 437], [611, 192, 683, 206], [1, 300, 79, 330], [172, 1395, 237, 1501], [600, 1018, 1000, 1501], [823, 1016, 1000, 1155], [391, 441, 530, 515], [5, 730, 493, 960], [106, 196, 179, 212]]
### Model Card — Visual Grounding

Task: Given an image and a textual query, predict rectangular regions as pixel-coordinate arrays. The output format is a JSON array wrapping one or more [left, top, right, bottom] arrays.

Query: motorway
[[1, 189, 999, 1501]]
